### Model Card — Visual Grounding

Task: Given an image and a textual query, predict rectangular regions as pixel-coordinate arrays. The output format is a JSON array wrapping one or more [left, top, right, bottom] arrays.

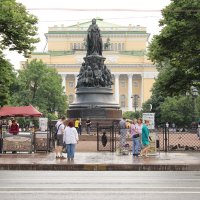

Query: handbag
[[133, 134, 139, 138]]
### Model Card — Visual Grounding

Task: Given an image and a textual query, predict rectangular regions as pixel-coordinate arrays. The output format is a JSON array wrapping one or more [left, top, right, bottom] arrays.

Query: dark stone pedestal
[[67, 87, 122, 120]]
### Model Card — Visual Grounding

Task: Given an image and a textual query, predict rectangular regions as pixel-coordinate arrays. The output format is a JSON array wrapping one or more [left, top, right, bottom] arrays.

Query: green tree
[[148, 0, 200, 94], [0, 0, 39, 57], [0, 0, 39, 106], [122, 111, 142, 120], [0, 53, 16, 106], [11, 59, 68, 119], [160, 96, 195, 127]]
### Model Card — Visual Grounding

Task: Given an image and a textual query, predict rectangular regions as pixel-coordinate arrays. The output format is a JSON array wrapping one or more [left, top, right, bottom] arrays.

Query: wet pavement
[[0, 152, 200, 170]]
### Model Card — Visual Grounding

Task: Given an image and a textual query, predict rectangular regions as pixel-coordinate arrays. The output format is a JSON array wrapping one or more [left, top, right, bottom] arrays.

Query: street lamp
[[131, 94, 140, 112], [191, 86, 198, 122]]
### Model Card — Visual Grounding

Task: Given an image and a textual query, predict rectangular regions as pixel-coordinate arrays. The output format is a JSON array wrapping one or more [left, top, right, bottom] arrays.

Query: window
[[122, 43, 125, 51], [120, 95, 126, 108], [77, 43, 80, 49], [70, 43, 73, 50], [68, 94, 74, 104], [115, 43, 117, 51], [118, 43, 121, 51], [69, 82, 74, 88], [133, 81, 139, 88], [74, 43, 76, 49], [120, 80, 126, 88]]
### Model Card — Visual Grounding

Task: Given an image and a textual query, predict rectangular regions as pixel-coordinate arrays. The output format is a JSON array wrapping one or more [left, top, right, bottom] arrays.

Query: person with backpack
[[55, 116, 65, 159]]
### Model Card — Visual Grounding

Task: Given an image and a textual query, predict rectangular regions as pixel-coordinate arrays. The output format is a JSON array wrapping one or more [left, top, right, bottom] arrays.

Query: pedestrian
[[78, 118, 82, 135], [8, 120, 12, 129], [55, 117, 65, 159], [63, 120, 79, 161], [172, 122, 176, 133], [9, 120, 19, 135], [86, 118, 91, 135], [55, 116, 66, 135], [75, 118, 80, 133], [140, 120, 151, 157], [136, 118, 143, 152], [119, 117, 127, 147], [197, 122, 200, 140], [130, 119, 141, 157], [9, 119, 19, 154]]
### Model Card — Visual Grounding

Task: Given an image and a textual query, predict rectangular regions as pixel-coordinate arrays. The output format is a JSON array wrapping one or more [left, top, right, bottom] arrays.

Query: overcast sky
[[5, 0, 171, 69]]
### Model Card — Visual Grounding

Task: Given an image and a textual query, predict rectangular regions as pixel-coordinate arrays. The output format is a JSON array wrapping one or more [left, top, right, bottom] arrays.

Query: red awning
[[0, 105, 42, 117]]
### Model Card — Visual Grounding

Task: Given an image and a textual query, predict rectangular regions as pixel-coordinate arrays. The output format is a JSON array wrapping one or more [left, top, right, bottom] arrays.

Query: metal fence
[[158, 126, 200, 152], [97, 122, 132, 153]]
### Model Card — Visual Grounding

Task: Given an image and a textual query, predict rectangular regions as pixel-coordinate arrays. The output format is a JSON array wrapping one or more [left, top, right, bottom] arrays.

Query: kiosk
[[0, 105, 42, 153]]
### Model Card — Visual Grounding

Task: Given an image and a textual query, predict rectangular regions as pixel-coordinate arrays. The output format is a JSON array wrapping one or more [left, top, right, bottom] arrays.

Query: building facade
[[28, 18, 158, 112]]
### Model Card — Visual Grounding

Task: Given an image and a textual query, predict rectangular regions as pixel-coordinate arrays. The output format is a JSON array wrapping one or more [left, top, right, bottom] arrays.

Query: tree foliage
[[11, 59, 68, 119], [143, 84, 200, 126], [160, 96, 200, 127], [148, 0, 200, 95], [0, 0, 39, 57], [122, 111, 142, 120], [0, 53, 16, 106]]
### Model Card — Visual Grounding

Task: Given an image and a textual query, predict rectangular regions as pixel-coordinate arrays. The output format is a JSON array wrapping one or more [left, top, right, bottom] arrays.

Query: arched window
[[120, 95, 126, 108], [68, 94, 74, 104], [74, 43, 77, 49]]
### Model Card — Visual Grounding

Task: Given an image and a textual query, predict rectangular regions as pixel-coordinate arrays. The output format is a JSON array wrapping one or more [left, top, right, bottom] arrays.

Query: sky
[[5, 0, 171, 69]]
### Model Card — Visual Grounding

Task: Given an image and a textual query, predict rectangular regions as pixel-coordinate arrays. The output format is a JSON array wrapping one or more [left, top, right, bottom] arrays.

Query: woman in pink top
[[130, 119, 140, 157]]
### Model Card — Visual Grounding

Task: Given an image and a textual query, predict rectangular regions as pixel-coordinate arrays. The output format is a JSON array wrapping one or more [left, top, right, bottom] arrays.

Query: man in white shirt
[[55, 117, 65, 158]]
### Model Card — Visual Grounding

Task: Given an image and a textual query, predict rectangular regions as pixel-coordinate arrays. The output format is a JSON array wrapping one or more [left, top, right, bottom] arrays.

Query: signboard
[[148, 132, 157, 156], [142, 113, 155, 130], [39, 118, 48, 131]]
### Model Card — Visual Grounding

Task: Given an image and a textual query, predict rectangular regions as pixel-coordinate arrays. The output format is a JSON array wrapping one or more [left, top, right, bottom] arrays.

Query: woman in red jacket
[[9, 120, 19, 135]]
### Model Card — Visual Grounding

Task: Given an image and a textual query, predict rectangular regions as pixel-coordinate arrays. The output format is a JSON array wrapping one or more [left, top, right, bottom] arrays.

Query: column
[[114, 74, 119, 103], [140, 73, 144, 107], [128, 74, 133, 111], [61, 74, 66, 94]]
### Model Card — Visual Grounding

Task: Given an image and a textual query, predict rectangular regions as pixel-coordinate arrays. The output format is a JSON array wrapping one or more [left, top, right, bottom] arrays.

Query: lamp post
[[131, 94, 140, 112], [191, 86, 198, 122]]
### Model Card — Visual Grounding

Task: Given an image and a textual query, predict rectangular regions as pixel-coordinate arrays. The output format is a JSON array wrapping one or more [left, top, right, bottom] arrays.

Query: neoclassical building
[[28, 18, 158, 112]]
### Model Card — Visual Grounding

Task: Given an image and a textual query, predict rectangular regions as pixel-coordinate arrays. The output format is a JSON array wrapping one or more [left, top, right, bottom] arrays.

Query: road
[[0, 171, 200, 200]]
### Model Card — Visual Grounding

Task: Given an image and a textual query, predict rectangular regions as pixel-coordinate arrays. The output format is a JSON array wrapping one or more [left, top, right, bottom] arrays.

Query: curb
[[0, 163, 200, 171]]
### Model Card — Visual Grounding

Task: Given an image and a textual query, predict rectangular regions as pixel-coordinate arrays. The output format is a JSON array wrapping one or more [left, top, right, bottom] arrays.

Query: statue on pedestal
[[68, 18, 122, 120], [76, 18, 113, 88]]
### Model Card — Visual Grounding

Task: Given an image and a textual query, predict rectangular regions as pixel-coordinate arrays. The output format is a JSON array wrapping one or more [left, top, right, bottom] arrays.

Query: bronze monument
[[67, 18, 122, 120]]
